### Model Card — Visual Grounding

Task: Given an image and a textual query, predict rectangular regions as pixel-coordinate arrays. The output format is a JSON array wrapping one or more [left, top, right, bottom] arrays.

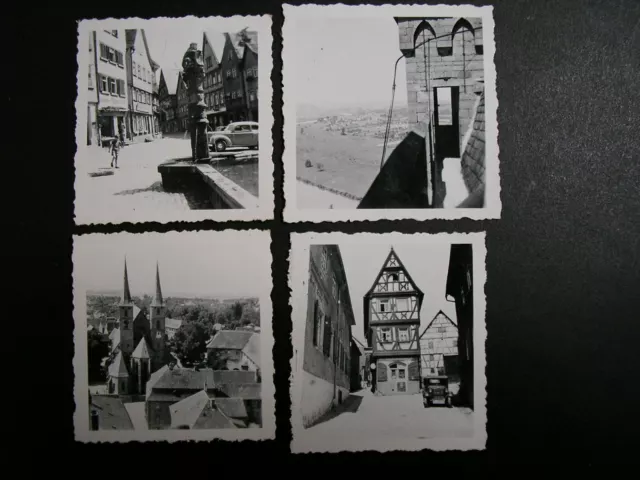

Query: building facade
[[176, 72, 189, 132], [86, 31, 100, 146], [94, 29, 129, 141], [239, 30, 259, 122], [202, 31, 228, 128], [158, 69, 180, 134], [395, 17, 485, 207], [364, 248, 423, 396], [301, 245, 355, 428], [419, 310, 460, 394], [205, 330, 261, 373], [124, 29, 159, 142], [349, 338, 362, 392], [445, 244, 474, 409], [220, 30, 259, 123]]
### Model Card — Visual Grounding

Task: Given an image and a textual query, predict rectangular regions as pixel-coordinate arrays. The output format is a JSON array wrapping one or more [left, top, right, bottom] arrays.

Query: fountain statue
[[181, 43, 210, 163]]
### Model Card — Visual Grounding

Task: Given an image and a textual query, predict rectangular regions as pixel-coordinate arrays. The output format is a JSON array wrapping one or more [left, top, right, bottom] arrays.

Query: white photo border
[[282, 4, 500, 222], [72, 230, 276, 442], [74, 16, 274, 225], [289, 231, 487, 453]]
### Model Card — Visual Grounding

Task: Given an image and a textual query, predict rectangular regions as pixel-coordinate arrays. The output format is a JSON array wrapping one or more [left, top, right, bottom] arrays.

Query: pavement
[[296, 181, 360, 209], [293, 388, 475, 453], [75, 138, 194, 223]]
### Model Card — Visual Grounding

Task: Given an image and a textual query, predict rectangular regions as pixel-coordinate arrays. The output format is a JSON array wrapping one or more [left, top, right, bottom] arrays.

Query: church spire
[[152, 262, 164, 306], [122, 257, 132, 305]]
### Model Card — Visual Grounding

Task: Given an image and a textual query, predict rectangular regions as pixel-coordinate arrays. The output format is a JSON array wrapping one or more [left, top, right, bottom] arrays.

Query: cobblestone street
[[75, 138, 205, 223], [293, 389, 475, 453]]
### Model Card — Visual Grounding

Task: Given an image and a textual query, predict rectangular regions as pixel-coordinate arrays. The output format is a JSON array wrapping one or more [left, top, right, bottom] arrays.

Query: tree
[[87, 330, 110, 384], [208, 350, 230, 370], [172, 323, 209, 366]]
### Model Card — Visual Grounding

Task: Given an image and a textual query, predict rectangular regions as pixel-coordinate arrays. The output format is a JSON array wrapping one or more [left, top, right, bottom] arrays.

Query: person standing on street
[[110, 137, 120, 168]]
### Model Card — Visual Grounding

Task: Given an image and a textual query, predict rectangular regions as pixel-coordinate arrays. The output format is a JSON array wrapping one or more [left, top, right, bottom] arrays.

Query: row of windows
[[378, 326, 413, 343], [375, 297, 416, 313], [99, 42, 124, 68], [133, 87, 152, 105], [99, 74, 126, 97], [132, 60, 153, 85], [204, 71, 222, 88], [423, 338, 458, 351]]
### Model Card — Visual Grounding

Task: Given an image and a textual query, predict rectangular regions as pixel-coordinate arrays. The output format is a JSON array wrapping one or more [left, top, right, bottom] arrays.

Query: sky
[[338, 243, 457, 346], [292, 16, 407, 109], [74, 232, 269, 299], [134, 17, 254, 82]]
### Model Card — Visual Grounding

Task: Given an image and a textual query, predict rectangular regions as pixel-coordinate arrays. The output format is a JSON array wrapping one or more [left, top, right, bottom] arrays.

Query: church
[[106, 259, 171, 396]]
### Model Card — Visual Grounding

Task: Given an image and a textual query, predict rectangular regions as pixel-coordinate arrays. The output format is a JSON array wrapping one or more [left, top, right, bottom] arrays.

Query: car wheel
[[215, 140, 227, 152]]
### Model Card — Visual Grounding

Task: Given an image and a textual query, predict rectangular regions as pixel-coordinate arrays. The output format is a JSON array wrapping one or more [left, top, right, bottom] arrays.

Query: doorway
[[389, 362, 407, 393], [433, 86, 460, 159]]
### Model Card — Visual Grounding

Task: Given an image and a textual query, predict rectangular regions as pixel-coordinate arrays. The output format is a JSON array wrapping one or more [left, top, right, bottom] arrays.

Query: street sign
[[370, 363, 376, 370]]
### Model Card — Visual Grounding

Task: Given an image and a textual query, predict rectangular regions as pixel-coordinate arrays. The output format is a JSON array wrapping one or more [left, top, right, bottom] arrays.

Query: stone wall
[[396, 17, 484, 141], [459, 93, 486, 206]]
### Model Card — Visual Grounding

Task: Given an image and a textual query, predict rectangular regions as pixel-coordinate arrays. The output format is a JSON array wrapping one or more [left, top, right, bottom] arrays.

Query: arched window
[[156, 320, 160, 330], [413, 20, 436, 49]]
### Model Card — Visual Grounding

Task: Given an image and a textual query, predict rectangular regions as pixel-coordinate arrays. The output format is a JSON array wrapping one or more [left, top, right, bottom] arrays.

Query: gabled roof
[[145, 364, 169, 399], [125, 29, 159, 71], [149, 367, 258, 391], [160, 68, 182, 96], [206, 330, 254, 350], [132, 337, 150, 359], [238, 29, 258, 56], [241, 332, 260, 366], [420, 310, 457, 339], [364, 248, 424, 299], [215, 398, 248, 418], [214, 383, 262, 400], [165, 318, 183, 329], [108, 351, 129, 378], [169, 390, 237, 429], [90, 395, 134, 430], [203, 30, 226, 66]]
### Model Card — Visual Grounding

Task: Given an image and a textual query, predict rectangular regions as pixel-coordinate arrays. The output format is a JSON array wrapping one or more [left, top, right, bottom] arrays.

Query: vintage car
[[422, 376, 453, 408], [206, 121, 259, 152]]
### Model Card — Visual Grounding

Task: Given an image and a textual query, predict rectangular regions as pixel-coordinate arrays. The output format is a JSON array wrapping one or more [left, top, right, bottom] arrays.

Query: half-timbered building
[[364, 248, 424, 395], [419, 310, 460, 393]]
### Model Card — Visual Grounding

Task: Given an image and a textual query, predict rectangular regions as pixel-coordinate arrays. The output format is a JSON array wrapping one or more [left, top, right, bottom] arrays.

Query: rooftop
[[91, 395, 134, 430]]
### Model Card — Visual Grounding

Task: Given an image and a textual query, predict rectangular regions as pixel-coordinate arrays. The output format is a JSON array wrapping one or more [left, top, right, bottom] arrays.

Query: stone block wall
[[396, 17, 484, 149], [460, 93, 486, 201]]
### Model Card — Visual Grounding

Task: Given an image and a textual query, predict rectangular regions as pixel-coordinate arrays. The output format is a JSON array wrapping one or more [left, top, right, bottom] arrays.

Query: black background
[[5, 0, 640, 470]]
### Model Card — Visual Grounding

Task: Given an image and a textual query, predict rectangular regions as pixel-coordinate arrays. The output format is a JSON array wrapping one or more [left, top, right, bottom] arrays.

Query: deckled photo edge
[[72, 230, 276, 443], [74, 16, 275, 226], [281, 4, 500, 223], [288, 231, 487, 453]]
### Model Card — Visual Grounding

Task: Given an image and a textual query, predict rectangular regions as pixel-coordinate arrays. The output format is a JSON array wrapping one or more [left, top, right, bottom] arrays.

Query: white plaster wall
[[300, 370, 335, 428]]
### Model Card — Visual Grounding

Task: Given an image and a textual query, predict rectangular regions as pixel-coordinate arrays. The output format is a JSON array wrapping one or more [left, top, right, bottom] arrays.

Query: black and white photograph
[[73, 230, 275, 442], [282, 4, 499, 222], [74, 17, 274, 225], [289, 232, 486, 453]]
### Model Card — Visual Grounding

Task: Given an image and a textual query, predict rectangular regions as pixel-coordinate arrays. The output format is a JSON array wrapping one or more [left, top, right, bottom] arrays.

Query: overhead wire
[[380, 25, 483, 171]]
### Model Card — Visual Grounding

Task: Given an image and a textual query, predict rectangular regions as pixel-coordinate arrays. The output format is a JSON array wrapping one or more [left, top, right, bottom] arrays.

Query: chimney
[[90, 409, 100, 431]]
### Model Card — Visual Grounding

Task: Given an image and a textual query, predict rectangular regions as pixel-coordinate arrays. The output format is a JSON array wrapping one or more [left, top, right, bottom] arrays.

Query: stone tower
[[149, 262, 166, 370], [119, 258, 135, 357], [395, 17, 484, 207]]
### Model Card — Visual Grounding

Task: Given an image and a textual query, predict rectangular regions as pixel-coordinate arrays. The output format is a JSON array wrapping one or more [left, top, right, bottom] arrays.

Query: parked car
[[422, 376, 453, 408], [206, 121, 259, 152]]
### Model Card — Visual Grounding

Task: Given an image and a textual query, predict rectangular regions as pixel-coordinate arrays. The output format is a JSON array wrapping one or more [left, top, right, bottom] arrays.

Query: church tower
[[149, 262, 166, 370], [119, 258, 135, 357]]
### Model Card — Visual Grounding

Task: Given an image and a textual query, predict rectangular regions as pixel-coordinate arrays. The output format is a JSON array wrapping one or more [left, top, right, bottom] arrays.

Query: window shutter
[[408, 361, 420, 381], [377, 362, 388, 382]]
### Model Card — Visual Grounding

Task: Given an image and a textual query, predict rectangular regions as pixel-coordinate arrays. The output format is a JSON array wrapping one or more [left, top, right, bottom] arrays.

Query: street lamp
[[181, 43, 211, 163]]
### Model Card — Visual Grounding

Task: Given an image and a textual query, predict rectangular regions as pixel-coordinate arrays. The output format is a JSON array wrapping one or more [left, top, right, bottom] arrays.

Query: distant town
[[296, 105, 411, 201], [86, 260, 262, 431]]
